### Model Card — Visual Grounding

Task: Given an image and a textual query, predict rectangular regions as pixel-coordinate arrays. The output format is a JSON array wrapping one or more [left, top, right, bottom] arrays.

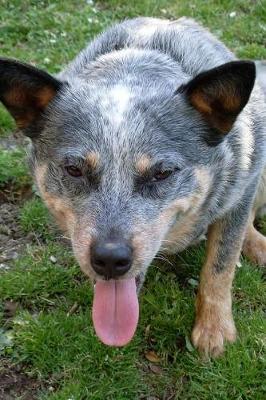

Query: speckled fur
[[1, 17, 266, 357]]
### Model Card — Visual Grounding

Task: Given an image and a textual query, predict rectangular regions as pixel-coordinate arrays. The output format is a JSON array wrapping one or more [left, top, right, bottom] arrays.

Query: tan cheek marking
[[160, 167, 212, 221], [130, 170, 212, 269], [45, 195, 76, 233], [165, 213, 199, 251], [135, 154, 151, 175], [130, 196, 198, 265], [35, 164, 48, 194], [156, 168, 212, 251], [35, 164, 75, 233], [86, 151, 100, 169]]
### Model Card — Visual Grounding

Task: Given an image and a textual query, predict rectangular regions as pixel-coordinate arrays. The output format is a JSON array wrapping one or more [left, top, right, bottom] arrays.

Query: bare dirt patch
[[0, 202, 35, 272], [0, 133, 34, 271], [0, 360, 44, 400]]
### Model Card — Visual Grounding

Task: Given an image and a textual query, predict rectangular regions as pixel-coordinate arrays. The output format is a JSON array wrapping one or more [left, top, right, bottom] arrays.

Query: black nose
[[91, 240, 133, 279]]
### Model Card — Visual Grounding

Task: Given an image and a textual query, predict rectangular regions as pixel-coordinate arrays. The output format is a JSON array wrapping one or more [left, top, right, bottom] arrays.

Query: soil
[[0, 360, 44, 400], [0, 202, 36, 271], [0, 134, 43, 400], [0, 132, 35, 270]]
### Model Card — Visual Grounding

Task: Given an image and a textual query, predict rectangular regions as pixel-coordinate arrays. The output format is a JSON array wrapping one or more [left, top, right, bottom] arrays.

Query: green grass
[[1, 242, 265, 399], [0, 106, 15, 137], [0, 147, 31, 189], [19, 198, 54, 241], [0, 1, 266, 399]]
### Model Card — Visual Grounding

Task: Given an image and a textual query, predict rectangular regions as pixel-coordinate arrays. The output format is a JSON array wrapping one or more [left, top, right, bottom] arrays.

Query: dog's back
[[63, 17, 235, 79]]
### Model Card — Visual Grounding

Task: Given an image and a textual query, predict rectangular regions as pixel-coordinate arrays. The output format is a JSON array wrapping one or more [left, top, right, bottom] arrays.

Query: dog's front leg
[[192, 202, 252, 358]]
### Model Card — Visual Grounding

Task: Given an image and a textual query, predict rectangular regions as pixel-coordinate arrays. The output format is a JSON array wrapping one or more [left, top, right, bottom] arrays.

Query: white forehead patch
[[100, 85, 133, 129]]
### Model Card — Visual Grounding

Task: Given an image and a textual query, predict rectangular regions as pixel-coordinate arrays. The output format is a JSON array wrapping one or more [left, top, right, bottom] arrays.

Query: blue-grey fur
[[2, 17, 266, 356], [29, 18, 266, 277]]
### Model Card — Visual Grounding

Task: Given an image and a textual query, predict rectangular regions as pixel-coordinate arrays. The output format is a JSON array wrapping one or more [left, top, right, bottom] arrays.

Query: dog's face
[[32, 78, 210, 283], [0, 53, 255, 345]]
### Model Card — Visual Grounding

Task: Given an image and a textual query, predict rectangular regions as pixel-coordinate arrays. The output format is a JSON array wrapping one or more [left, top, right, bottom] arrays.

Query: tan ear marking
[[189, 87, 241, 134], [182, 61, 256, 135], [3, 85, 57, 128], [4, 87, 26, 107], [0, 58, 61, 130], [190, 91, 212, 114], [36, 86, 57, 108]]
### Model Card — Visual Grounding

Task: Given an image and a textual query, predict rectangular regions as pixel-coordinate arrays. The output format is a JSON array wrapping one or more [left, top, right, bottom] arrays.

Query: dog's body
[[0, 17, 266, 357]]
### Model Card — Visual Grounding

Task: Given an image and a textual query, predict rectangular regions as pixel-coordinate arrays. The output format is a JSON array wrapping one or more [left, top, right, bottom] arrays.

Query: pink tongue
[[92, 278, 139, 346]]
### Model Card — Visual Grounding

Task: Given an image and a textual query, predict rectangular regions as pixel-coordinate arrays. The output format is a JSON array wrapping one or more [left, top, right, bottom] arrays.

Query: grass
[[0, 1, 266, 399], [19, 198, 54, 241], [1, 243, 265, 399], [0, 148, 30, 189]]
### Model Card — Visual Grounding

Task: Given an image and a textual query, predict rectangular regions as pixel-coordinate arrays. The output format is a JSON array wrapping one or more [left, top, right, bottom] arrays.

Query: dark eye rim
[[135, 166, 180, 188], [151, 169, 174, 182], [65, 165, 83, 178]]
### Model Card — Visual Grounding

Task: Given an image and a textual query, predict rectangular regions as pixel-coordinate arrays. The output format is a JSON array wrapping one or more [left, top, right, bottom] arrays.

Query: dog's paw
[[192, 310, 237, 358]]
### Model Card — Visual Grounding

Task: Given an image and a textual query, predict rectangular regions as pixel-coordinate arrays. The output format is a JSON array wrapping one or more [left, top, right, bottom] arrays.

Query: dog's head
[[0, 51, 255, 346]]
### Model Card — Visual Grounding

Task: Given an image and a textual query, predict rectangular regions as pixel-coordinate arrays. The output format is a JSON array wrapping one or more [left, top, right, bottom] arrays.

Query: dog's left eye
[[65, 165, 83, 178], [151, 169, 173, 182]]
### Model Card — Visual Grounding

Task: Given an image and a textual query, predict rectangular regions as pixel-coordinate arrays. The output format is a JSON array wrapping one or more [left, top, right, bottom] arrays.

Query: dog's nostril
[[94, 259, 106, 268], [91, 240, 132, 278], [115, 259, 130, 268]]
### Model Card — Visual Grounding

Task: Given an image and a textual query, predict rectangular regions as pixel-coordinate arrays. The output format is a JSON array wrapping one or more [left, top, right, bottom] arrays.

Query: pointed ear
[[0, 58, 62, 129], [179, 61, 256, 134]]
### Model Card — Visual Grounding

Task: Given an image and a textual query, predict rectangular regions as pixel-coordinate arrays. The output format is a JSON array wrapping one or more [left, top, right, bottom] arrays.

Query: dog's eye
[[152, 169, 173, 182], [65, 165, 83, 178]]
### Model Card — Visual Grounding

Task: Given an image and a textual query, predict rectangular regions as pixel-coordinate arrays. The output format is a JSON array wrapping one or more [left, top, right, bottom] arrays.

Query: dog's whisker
[[154, 254, 174, 266]]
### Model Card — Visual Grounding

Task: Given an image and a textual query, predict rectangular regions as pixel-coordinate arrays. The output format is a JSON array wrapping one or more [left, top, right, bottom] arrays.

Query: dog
[[0, 17, 265, 357]]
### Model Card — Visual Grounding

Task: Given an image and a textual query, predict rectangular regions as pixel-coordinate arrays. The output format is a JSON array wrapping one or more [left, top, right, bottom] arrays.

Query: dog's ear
[[0, 58, 62, 130], [178, 61, 256, 135]]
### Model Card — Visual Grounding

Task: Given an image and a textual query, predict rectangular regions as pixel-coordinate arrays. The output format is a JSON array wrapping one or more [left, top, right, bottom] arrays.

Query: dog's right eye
[[65, 165, 83, 178]]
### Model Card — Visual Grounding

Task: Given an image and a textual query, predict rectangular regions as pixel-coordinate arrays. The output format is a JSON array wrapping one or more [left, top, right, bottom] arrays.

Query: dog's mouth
[[92, 275, 141, 347]]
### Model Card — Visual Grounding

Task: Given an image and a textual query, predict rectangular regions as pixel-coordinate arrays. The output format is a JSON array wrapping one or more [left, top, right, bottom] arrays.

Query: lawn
[[0, 1, 266, 399]]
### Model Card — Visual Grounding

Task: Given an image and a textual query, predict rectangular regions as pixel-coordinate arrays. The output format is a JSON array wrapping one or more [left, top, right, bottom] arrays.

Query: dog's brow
[[135, 155, 151, 174], [58, 148, 87, 159], [86, 151, 100, 169]]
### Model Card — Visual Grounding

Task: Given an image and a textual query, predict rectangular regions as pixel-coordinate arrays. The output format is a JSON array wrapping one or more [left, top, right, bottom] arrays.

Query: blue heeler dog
[[0, 18, 265, 357]]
